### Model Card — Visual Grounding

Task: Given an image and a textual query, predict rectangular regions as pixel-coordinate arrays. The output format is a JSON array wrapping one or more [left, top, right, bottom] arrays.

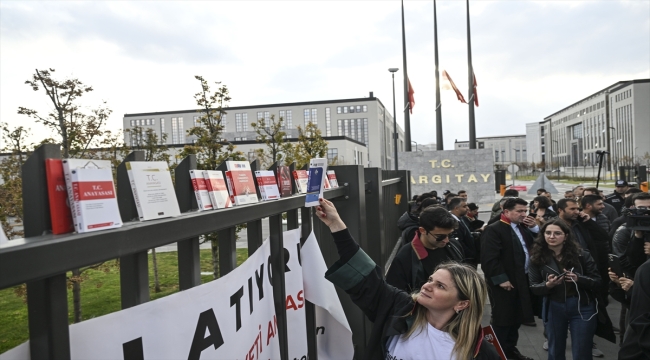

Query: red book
[[276, 166, 292, 197], [225, 161, 259, 205], [292, 170, 308, 194], [45, 159, 74, 234]]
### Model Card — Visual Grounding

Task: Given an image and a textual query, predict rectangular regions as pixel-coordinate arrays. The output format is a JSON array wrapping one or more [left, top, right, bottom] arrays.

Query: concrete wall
[[398, 149, 495, 205]]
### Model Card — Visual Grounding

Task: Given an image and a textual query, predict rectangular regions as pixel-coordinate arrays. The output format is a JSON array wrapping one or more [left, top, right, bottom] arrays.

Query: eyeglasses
[[426, 231, 449, 241], [544, 231, 565, 238]]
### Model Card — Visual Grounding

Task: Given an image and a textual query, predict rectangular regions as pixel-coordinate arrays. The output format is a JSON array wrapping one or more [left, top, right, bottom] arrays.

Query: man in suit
[[447, 197, 477, 267], [481, 198, 538, 360]]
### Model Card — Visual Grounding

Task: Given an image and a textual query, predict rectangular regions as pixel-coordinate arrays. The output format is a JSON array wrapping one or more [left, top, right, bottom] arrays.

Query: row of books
[[44, 158, 339, 235]]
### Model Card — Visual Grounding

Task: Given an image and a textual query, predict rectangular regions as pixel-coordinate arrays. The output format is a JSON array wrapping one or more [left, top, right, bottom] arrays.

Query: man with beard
[[583, 187, 618, 224], [557, 198, 616, 355], [581, 194, 611, 234], [481, 198, 538, 360]]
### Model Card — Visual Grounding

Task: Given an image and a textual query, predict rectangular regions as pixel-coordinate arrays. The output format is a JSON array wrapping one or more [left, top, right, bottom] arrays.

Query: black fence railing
[[0, 144, 410, 360]]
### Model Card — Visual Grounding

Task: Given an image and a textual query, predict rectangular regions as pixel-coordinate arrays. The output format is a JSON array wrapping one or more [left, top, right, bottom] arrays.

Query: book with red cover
[[203, 170, 232, 209], [189, 170, 213, 211], [225, 161, 259, 205], [276, 166, 292, 197], [255, 170, 281, 201], [327, 170, 339, 188], [45, 159, 74, 234], [70, 166, 122, 233], [292, 170, 308, 194]]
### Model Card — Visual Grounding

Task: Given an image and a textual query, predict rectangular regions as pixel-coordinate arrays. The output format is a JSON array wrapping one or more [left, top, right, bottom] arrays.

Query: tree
[[284, 122, 329, 168], [250, 115, 292, 168], [17, 69, 116, 323], [179, 76, 244, 279]]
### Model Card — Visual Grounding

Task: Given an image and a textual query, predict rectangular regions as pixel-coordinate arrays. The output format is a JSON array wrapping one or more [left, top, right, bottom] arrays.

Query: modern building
[[455, 135, 527, 165], [526, 79, 650, 172], [122, 92, 406, 169]]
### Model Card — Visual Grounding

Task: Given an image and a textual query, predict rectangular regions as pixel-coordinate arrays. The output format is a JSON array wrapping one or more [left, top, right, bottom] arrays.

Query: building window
[[327, 148, 338, 163], [285, 110, 292, 129], [364, 118, 368, 145], [343, 106, 348, 114], [235, 113, 242, 132], [221, 114, 227, 131], [279, 110, 285, 129], [356, 105, 361, 113], [242, 113, 248, 131], [337, 119, 343, 136], [171, 117, 178, 144], [130, 120, 135, 126], [160, 118, 165, 141], [495, 150, 499, 162], [151, 118, 155, 125], [257, 112, 264, 121], [362, 105, 368, 112], [337, 106, 342, 114], [310, 109, 317, 125], [325, 108, 331, 136], [194, 116, 200, 127], [303, 109, 310, 128], [349, 106, 355, 113], [344, 119, 349, 137]]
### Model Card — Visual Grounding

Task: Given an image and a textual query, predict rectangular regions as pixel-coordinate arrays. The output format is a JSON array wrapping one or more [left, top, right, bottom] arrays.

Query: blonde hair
[[406, 262, 488, 359]]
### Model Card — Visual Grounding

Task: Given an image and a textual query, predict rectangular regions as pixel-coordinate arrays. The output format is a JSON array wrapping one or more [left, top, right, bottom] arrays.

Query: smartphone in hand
[[608, 254, 625, 278]]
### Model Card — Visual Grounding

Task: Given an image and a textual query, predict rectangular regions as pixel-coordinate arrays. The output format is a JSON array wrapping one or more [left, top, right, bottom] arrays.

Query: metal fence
[[0, 144, 410, 360]]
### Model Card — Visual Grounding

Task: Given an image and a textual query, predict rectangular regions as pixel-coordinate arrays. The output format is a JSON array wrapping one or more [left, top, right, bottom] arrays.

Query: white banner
[[0, 228, 354, 360]]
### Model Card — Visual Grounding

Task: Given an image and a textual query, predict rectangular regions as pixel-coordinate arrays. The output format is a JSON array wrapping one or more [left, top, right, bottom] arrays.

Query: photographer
[[612, 192, 650, 278]]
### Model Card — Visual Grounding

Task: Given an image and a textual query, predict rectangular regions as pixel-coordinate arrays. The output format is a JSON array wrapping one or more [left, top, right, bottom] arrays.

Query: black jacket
[[397, 211, 419, 244], [619, 259, 650, 359], [480, 219, 537, 326], [386, 233, 464, 293], [452, 214, 478, 264], [326, 229, 500, 360], [528, 250, 601, 319]]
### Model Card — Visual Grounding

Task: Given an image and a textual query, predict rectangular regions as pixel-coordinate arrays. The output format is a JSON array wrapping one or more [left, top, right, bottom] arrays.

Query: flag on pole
[[441, 70, 467, 104], [407, 77, 415, 114], [473, 73, 479, 107]]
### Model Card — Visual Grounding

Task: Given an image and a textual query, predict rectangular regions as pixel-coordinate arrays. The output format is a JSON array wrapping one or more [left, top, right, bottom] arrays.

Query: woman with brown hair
[[316, 198, 499, 360], [528, 219, 600, 360]]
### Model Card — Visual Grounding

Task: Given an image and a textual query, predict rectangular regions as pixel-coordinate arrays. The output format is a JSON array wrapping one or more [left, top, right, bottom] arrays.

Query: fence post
[[215, 160, 237, 276], [286, 163, 300, 230], [175, 155, 201, 290], [117, 151, 150, 309], [315, 164, 369, 359], [22, 144, 71, 360], [363, 168, 384, 267], [269, 213, 289, 360], [300, 207, 318, 360]]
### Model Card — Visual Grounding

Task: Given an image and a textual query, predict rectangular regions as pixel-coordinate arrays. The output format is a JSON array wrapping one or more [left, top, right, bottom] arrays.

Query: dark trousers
[[492, 323, 521, 355]]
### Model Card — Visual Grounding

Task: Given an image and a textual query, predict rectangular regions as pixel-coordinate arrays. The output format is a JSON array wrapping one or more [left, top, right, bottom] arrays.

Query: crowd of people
[[314, 180, 649, 360]]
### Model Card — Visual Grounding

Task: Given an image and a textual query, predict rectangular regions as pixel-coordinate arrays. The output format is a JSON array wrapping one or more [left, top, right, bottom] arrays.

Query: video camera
[[627, 206, 650, 232]]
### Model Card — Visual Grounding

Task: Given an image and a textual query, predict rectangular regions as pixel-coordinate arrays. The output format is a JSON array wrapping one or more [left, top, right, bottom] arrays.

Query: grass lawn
[[0, 248, 248, 354]]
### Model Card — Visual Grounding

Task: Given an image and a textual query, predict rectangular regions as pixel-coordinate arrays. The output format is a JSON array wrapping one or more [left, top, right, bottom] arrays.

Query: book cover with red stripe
[[45, 159, 74, 235]]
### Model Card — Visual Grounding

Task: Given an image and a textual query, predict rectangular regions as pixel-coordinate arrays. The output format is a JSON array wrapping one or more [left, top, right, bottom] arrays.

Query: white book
[[62, 159, 113, 232], [225, 161, 259, 205], [202, 170, 232, 209], [126, 161, 181, 221], [70, 167, 122, 233], [189, 170, 213, 211], [255, 170, 281, 201], [305, 158, 328, 207]]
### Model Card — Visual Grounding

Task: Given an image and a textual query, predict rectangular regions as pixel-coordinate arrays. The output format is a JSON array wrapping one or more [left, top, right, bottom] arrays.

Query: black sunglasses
[[426, 231, 449, 241]]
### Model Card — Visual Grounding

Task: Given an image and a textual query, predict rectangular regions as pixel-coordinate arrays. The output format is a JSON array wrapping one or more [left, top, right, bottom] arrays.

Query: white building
[[526, 79, 650, 172], [455, 135, 527, 165], [122, 93, 406, 169]]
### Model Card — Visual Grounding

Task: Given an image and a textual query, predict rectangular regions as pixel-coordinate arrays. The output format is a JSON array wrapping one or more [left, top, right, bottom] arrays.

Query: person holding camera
[[315, 198, 500, 360], [612, 192, 650, 278], [529, 220, 601, 360]]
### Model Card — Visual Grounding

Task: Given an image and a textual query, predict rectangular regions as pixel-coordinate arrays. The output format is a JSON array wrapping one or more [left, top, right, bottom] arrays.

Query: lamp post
[[389, 68, 399, 170], [605, 127, 617, 179], [552, 140, 559, 180]]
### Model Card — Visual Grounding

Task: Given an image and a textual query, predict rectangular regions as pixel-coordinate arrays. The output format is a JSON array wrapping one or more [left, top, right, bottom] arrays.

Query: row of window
[[336, 105, 368, 114], [552, 100, 605, 126], [615, 89, 632, 103], [130, 118, 156, 126], [337, 118, 369, 145]]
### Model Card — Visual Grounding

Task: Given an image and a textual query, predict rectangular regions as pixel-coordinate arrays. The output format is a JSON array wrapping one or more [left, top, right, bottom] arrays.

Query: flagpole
[[434, 0, 443, 150], [466, 0, 477, 149], [401, 0, 412, 151]]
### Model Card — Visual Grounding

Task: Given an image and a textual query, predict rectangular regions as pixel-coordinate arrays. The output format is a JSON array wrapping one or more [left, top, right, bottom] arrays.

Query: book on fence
[[327, 170, 339, 188], [292, 170, 308, 194], [126, 161, 181, 221], [305, 158, 327, 207], [70, 166, 122, 233], [276, 166, 292, 197], [45, 159, 74, 234], [189, 170, 213, 211], [202, 170, 232, 209], [225, 161, 259, 205], [255, 170, 281, 201], [62, 159, 115, 233]]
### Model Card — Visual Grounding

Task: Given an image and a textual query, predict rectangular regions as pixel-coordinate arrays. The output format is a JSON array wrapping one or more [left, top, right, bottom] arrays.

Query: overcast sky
[[1, 0, 648, 150]]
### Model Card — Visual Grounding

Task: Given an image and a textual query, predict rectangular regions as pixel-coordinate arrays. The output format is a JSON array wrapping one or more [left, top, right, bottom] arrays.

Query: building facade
[[122, 93, 405, 169], [455, 135, 527, 165], [526, 79, 650, 172]]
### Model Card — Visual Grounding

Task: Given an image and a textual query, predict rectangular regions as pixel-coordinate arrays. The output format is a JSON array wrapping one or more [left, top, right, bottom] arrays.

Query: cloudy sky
[[1, 0, 648, 150]]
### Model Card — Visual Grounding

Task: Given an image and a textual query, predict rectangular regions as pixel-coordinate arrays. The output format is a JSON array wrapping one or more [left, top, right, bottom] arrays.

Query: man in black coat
[[619, 258, 650, 359], [386, 207, 464, 293], [557, 198, 616, 346], [448, 197, 478, 266], [481, 198, 538, 360]]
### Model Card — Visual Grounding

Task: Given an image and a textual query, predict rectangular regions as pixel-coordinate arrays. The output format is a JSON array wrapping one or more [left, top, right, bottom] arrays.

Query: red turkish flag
[[473, 73, 479, 107], [441, 70, 467, 104], [407, 77, 415, 114]]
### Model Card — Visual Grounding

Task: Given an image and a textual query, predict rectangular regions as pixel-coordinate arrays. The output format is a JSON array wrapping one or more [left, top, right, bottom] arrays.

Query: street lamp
[[552, 140, 559, 180], [389, 68, 399, 170]]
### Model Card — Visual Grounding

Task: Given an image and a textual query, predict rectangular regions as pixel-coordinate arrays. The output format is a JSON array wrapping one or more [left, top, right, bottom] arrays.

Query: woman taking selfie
[[528, 220, 600, 360], [315, 198, 499, 360]]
